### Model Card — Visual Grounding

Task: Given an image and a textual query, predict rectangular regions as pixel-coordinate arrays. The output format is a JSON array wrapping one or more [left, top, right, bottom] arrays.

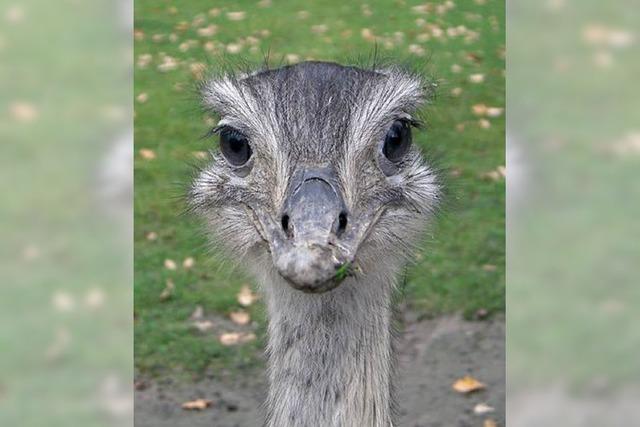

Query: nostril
[[337, 212, 348, 235], [281, 214, 291, 236]]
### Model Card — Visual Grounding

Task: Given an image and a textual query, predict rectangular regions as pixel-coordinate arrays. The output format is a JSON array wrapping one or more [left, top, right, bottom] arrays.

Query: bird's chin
[[281, 275, 345, 294], [271, 244, 354, 294]]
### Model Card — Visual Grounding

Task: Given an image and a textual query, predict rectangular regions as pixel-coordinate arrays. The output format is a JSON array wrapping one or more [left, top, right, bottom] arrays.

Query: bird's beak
[[271, 167, 353, 293]]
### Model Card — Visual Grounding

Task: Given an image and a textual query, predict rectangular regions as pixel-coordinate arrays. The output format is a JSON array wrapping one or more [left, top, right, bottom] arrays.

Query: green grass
[[134, 0, 504, 377]]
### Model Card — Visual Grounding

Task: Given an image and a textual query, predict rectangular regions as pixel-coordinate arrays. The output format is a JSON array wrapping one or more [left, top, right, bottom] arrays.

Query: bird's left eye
[[382, 120, 411, 162], [220, 128, 252, 167]]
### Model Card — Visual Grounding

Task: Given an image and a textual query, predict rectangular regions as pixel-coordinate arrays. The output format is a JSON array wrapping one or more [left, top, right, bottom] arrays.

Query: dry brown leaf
[[361, 28, 375, 41], [192, 320, 214, 332], [226, 43, 243, 54], [85, 288, 106, 309], [159, 279, 175, 301], [482, 264, 497, 272], [484, 419, 498, 427], [478, 118, 491, 129], [190, 62, 206, 80], [183, 257, 195, 269], [197, 25, 217, 37], [229, 310, 251, 325], [286, 54, 301, 64], [237, 285, 258, 307], [146, 231, 158, 241], [192, 151, 208, 160], [10, 101, 39, 122], [181, 399, 212, 410], [226, 11, 246, 21], [139, 148, 156, 160], [469, 73, 485, 83], [52, 291, 75, 312], [164, 259, 177, 270], [136, 93, 149, 103], [474, 403, 495, 415], [157, 56, 178, 72], [311, 24, 328, 35], [472, 104, 488, 116], [486, 107, 504, 118], [452, 375, 485, 393], [190, 305, 204, 320], [219, 331, 256, 346]]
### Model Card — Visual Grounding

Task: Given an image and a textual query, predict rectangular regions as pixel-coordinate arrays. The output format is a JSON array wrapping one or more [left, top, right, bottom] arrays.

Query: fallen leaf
[[136, 93, 148, 103], [286, 53, 301, 64], [472, 104, 488, 116], [208, 8, 221, 17], [183, 257, 195, 269], [469, 73, 485, 83], [226, 43, 242, 54], [237, 285, 258, 307], [229, 310, 251, 325], [10, 101, 38, 122], [197, 24, 217, 37], [193, 320, 214, 332], [146, 231, 158, 241], [452, 375, 485, 393], [190, 305, 204, 320], [139, 148, 156, 160], [219, 331, 256, 346], [478, 118, 491, 129], [52, 291, 75, 312], [481, 166, 506, 181], [193, 151, 208, 159], [157, 56, 178, 72], [85, 288, 106, 309], [297, 10, 310, 20], [484, 419, 498, 427], [408, 44, 425, 56], [451, 87, 463, 97], [226, 11, 246, 21], [486, 107, 504, 117], [311, 24, 328, 35], [474, 403, 495, 415], [361, 28, 375, 41], [159, 279, 175, 301], [411, 4, 431, 14], [182, 399, 213, 410], [482, 264, 497, 272], [451, 63, 462, 73], [164, 259, 177, 270]]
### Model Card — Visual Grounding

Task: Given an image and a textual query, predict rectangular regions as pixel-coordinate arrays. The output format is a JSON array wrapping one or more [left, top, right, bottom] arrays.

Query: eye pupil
[[220, 128, 252, 166], [382, 120, 411, 162]]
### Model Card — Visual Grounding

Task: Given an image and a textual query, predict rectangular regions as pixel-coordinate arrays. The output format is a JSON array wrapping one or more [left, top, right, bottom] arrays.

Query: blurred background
[[133, 0, 504, 425], [0, 0, 133, 426], [3, 0, 636, 425], [507, 0, 640, 425]]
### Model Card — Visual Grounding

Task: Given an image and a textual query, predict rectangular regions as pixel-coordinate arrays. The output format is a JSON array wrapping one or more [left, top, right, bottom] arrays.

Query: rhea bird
[[190, 61, 439, 426]]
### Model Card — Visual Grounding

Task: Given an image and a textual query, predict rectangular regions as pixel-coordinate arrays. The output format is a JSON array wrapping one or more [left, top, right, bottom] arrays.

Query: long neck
[[261, 273, 396, 427]]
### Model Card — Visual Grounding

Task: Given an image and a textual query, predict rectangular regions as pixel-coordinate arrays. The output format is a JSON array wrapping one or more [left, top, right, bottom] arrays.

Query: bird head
[[190, 61, 439, 293]]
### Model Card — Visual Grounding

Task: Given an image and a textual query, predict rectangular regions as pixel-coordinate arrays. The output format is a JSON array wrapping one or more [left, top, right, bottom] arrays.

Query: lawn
[[134, 0, 504, 378]]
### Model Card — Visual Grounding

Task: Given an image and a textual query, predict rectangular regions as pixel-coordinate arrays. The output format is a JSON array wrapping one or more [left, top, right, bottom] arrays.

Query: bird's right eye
[[219, 128, 252, 167]]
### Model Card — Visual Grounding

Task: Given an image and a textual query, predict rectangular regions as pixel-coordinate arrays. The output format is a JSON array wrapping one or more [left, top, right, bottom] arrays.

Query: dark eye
[[382, 120, 411, 162], [220, 128, 252, 166]]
